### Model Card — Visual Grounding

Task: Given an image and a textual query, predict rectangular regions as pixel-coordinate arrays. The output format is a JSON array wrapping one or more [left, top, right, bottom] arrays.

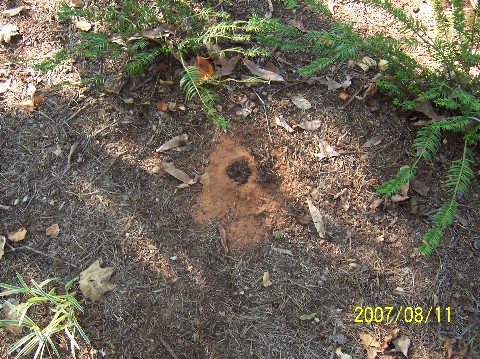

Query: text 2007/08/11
[[354, 306, 451, 324]]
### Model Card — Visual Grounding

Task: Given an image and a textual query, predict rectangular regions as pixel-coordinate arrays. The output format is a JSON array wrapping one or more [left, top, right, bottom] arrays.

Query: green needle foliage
[[0, 274, 89, 359], [261, 0, 479, 254]]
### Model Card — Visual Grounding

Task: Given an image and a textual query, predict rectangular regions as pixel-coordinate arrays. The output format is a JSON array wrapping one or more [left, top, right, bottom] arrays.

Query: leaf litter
[[160, 160, 195, 184], [274, 113, 294, 133], [297, 119, 322, 131], [262, 271, 272, 287], [290, 95, 312, 110], [7, 227, 27, 243], [46, 223, 60, 239], [359, 332, 382, 359], [306, 198, 326, 239], [156, 134, 188, 152], [79, 260, 116, 302], [244, 59, 285, 82]]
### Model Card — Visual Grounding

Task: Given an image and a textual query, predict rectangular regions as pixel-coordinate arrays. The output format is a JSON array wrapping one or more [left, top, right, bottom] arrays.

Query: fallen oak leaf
[[244, 59, 285, 82], [79, 260, 116, 302], [359, 332, 382, 359], [46, 223, 60, 239], [161, 161, 195, 184], [7, 227, 27, 243], [306, 198, 326, 239], [156, 134, 188, 152], [297, 120, 322, 131], [388, 335, 411, 358]]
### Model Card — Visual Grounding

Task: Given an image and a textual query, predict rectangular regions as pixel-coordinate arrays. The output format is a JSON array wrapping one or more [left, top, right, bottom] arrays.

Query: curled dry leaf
[[7, 227, 27, 243], [161, 161, 195, 184], [75, 20, 92, 32], [0, 235, 5, 260], [79, 260, 116, 302], [2, 6, 25, 17], [290, 95, 312, 110], [218, 224, 228, 252], [315, 139, 339, 160], [156, 134, 188, 152], [194, 56, 214, 82], [297, 120, 322, 131], [363, 135, 383, 148], [274, 114, 294, 133], [46, 223, 60, 239], [262, 271, 272, 287], [3, 300, 23, 334], [356, 56, 376, 72], [359, 332, 382, 359], [335, 347, 352, 359], [306, 198, 326, 239], [244, 59, 285, 82], [0, 24, 19, 43]]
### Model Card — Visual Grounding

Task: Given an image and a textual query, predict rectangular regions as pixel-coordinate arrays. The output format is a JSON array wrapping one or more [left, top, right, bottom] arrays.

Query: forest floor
[[1, 0, 479, 358]]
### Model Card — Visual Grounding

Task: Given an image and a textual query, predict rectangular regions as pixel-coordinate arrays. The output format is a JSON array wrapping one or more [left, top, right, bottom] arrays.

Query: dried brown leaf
[[215, 55, 241, 76], [7, 227, 27, 243], [3, 300, 23, 334], [2, 6, 25, 17], [411, 180, 430, 196], [161, 161, 195, 184], [415, 100, 445, 121], [79, 260, 116, 302], [218, 224, 228, 252], [194, 56, 214, 81], [291, 95, 312, 110], [315, 139, 339, 160], [156, 102, 169, 112], [363, 135, 383, 148], [262, 271, 272, 287], [338, 92, 349, 101], [243, 59, 285, 82], [359, 333, 381, 359], [290, 19, 307, 32], [104, 74, 125, 94], [356, 56, 376, 72], [297, 120, 322, 131], [274, 114, 294, 133], [46, 223, 60, 239], [306, 198, 325, 239], [391, 335, 411, 357], [156, 134, 188, 152], [141, 24, 177, 39], [0, 235, 5, 260]]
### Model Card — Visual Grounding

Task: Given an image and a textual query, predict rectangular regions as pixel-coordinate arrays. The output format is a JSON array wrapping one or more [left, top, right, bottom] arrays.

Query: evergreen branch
[[375, 165, 415, 197], [412, 125, 442, 161]]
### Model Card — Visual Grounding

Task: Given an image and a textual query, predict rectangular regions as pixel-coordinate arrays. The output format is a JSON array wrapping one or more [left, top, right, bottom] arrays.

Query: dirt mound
[[193, 135, 279, 249]]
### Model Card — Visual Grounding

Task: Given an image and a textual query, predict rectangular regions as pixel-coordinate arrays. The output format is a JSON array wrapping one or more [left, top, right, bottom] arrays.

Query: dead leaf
[[338, 92, 349, 101], [70, 0, 84, 8], [262, 271, 272, 287], [0, 235, 5, 260], [390, 335, 411, 358], [79, 260, 116, 302], [411, 180, 430, 196], [335, 347, 352, 359], [75, 20, 92, 31], [392, 181, 409, 202], [156, 134, 188, 152], [215, 55, 241, 76], [7, 227, 27, 243], [414, 100, 445, 121], [306, 198, 325, 239], [359, 332, 381, 359], [0, 24, 19, 43], [2, 6, 25, 17], [0, 78, 11, 94], [363, 135, 383, 148], [141, 24, 177, 39], [297, 120, 322, 131], [193, 56, 214, 82], [370, 198, 383, 210], [160, 161, 195, 184], [3, 300, 23, 334], [244, 59, 285, 82], [291, 95, 312, 110], [274, 114, 294, 133], [218, 224, 228, 252], [199, 173, 211, 186], [378, 59, 389, 71], [104, 74, 125, 94], [315, 139, 339, 160], [156, 101, 169, 112], [46, 224, 60, 239], [299, 312, 317, 320], [320, 76, 352, 91], [356, 56, 376, 72], [290, 19, 307, 32]]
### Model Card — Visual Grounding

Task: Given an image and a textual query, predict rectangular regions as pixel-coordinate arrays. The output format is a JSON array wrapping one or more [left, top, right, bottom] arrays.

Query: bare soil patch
[[1, 1, 479, 359]]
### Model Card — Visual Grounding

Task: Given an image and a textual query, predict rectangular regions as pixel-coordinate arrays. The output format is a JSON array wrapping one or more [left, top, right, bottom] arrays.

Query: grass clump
[[0, 274, 89, 359], [260, 0, 479, 254]]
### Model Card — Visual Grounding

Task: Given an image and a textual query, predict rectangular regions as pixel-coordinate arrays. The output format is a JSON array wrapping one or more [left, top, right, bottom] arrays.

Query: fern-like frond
[[126, 48, 162, 77], [375, 165, 415, 197], [444, 146, 474, 198], [412, 125, 442, 160], [419, 198, 458, 254], [299, 57, 337, 76], [282, 0, 299, 10]]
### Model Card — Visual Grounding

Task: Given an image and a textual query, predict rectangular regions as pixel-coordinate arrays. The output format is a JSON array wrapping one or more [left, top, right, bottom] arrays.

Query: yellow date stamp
[[354, 306, 451, 324]]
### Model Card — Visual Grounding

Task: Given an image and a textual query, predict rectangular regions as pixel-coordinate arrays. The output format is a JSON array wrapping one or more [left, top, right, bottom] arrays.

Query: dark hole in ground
[[227, 159, 252, 184]]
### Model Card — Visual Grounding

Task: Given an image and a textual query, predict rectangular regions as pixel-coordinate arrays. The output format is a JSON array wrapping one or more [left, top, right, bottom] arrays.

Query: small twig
[[65, 104, 88, 122], [64, 142, 79, 173], [158, 335, 180, 359], [341, 86, 364, 108], [6, 245, 79, 268], [252, 90, 272, 142]]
